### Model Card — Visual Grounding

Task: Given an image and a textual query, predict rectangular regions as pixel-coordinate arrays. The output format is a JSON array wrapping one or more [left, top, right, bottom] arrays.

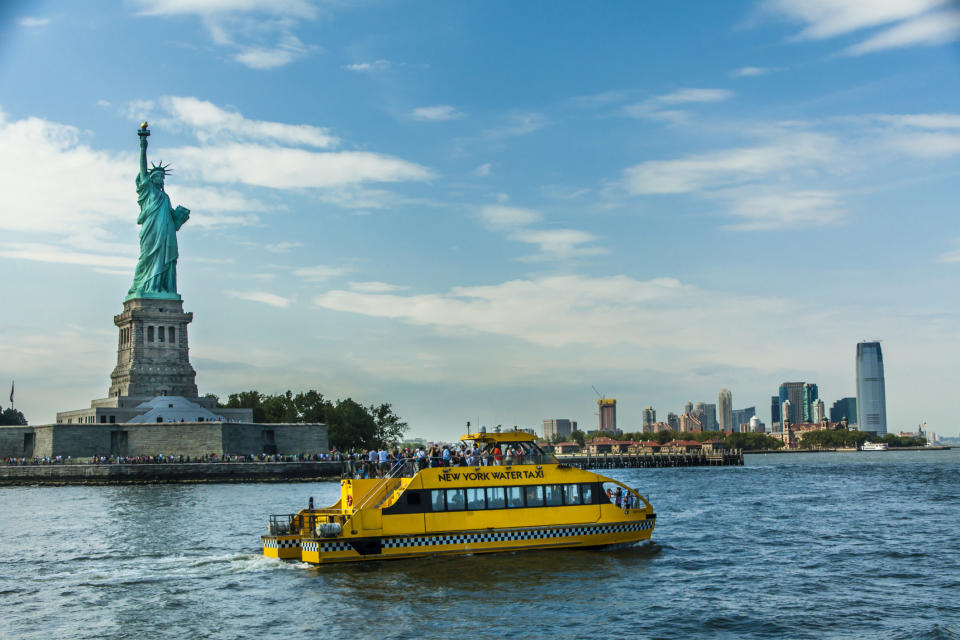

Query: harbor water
[[2, 450, 958, 639]]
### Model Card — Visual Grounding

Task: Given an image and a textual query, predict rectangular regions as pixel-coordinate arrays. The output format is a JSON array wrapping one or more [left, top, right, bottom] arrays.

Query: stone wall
[[0, 423, 327, 459], [0, 461, 343, 485]]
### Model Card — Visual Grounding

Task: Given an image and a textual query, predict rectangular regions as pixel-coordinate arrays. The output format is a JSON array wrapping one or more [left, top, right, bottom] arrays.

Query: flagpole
[[9, 380, 13, 409]]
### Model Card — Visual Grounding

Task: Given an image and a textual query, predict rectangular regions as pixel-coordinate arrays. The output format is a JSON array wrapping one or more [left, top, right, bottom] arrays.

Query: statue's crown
[[149, 161, 172, 176]]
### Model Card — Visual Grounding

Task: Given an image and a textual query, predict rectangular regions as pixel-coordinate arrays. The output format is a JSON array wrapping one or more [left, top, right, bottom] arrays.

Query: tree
[[294, 390, 329, 423], [570, 430, 586, 446], [369, 402, 408, 447], [0, 406, 27, 426], [327, 398, 377, 450]]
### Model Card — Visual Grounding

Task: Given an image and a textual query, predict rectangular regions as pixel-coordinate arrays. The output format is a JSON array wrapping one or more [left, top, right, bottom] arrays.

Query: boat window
[[486, 487, 505, 509], [506, 486, 524, 508], [581, 484, 594, 504], [524, 485, 544, 507], [564, 484, 581, 505], [431, 490, 445, 511], [466, 488, 485, 510], [446, 488, 466, 511], [544, 485, 564, 506]]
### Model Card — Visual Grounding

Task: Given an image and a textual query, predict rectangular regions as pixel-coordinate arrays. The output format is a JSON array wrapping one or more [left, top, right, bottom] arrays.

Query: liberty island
[[0, 127, 327, 461]]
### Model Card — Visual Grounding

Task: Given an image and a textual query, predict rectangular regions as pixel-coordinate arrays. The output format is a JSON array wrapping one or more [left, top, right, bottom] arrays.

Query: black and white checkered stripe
[[302, 541, 319, 552], [263, 538, 300, 549], [380, 521, 653, 549], [319, 541, 352, 552]]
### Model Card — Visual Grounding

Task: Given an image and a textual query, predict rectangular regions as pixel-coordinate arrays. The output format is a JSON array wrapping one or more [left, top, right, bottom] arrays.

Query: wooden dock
[[557, 450, 743, 469]]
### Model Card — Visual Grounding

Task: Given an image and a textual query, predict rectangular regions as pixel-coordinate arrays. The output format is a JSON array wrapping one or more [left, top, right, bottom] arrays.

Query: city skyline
[[1, 2, 959, 438]]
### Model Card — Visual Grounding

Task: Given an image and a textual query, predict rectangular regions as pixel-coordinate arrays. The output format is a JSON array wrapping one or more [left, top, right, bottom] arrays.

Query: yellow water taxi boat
[[262, 430, 656, 564]]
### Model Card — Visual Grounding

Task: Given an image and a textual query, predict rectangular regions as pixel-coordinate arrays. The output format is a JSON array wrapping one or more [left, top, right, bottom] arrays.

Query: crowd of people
[[336, 441, 555, 479], [0, 452, 337, 466]]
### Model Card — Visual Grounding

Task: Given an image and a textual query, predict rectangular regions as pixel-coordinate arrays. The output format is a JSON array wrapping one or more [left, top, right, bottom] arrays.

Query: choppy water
[[2, 450, 959, 639]]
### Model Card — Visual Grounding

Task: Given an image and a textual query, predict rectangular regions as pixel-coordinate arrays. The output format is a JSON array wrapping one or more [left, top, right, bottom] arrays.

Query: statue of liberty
[[127, 123, 190, 300]]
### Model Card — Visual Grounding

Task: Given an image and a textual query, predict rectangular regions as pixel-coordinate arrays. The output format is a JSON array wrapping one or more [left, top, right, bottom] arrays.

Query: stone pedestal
[[109, 297, 198, 399]]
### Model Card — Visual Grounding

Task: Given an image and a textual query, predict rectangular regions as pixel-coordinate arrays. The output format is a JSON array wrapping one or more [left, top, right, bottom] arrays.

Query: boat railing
[[267, 514, 296, 535], [343, 460, 407, 532]]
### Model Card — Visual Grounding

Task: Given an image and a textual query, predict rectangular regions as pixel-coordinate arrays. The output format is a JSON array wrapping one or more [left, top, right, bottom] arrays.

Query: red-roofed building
[[554, 442, 581, 454], [666, 440, 703, 452]]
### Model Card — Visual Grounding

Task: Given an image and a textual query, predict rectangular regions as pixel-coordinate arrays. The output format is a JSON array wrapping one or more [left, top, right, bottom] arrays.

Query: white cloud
[[264, 241, 302, 253], [313, 274, 779, 349], [226, 290, 293, 308], [762, 0, 947, 40], [844, 10, 960, 55], [0, 243, 135, 269], [717, 189, 848, 230], [348, 281, 409, 293], [292, 265, 348, 282], [624, 88, 734, 121], [509, 229, 609, 260], [132, 0, 319, 70], [233, 36, 310, 70], [170, 144, 434, 189], [342, 60, 395, 72], [887, 132, 960, 158], [20, 17, 51, 27], [134, 0, 317, 18], [733, 66, 776, 77], [762, 0, 960, 55], [412, 105, 464, 122], [160, 96, 338, 147], [871, 113, 960, 129], [622, 132, 836, 195], [484, 113, 548, 138], [472, 163, 492, 177], [479, 205, 543, 230]]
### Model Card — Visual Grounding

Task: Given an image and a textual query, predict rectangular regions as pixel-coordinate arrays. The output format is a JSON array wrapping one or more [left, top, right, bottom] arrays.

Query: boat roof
[[459, 431, 537, 444]]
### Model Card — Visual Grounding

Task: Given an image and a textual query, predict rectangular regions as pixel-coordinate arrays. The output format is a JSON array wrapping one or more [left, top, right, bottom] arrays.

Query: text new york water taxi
[[262, 430, 656, 564]]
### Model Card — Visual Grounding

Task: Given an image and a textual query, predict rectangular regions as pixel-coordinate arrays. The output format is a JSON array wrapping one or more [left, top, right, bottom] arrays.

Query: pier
[[559, 450, 743, 469]]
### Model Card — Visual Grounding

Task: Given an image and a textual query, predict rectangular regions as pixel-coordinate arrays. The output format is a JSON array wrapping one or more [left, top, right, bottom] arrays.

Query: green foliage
[[798, 429, 866, 449], [219, 389, 407, 450], [726, 431, 785, 451], [570, 430, 586, 446], [880, 433, 927, 447], [0, 406, 27, 426], [327, 398, 376, 450], [368, 402, 408, 448]]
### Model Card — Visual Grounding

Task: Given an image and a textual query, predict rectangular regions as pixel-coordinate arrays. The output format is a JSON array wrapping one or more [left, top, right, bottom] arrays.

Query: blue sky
[[2, 0, 960, 439]]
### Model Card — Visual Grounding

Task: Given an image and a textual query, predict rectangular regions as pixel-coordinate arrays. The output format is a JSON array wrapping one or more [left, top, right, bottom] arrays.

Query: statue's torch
[[138, 121, 150, 138]]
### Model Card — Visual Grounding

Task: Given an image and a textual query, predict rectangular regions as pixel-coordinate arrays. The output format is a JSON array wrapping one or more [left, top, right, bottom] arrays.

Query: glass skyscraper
[[856, 341, 887, 434]]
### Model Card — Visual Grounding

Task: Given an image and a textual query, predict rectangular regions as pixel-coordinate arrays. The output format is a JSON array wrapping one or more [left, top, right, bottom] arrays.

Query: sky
[[2, 0, 960, 439]]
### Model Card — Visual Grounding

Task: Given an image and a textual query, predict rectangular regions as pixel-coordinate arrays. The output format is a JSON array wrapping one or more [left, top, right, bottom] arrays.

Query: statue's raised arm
[[138, 122, 149, 182], [127, 124, 190, 302]]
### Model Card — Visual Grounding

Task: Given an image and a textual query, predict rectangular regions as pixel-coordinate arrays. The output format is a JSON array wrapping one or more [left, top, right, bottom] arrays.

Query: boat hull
[[286, 519, 655, 564]]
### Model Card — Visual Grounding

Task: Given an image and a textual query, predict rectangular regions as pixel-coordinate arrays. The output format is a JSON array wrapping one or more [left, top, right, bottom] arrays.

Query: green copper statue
[[126, 123, 190, 301]]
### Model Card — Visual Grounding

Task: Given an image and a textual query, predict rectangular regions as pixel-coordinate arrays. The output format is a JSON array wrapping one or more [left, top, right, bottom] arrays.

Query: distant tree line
[[0, 406, 27, 426], [799, 430, 926, 449], [216, 390, 408, 451]]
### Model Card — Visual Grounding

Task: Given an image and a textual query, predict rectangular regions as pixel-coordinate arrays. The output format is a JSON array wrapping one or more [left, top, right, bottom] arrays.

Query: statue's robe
[[128, 172, 190, 297]]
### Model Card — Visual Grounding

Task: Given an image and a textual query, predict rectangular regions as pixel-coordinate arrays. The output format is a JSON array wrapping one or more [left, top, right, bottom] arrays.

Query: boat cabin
[[459, 430, 558, 465]]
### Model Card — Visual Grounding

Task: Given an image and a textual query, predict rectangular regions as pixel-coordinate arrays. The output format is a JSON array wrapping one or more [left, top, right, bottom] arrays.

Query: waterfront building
[[731, 406, 756, 433], [666, 412, 680, 431], [771, 396, 780, 430], [780, 400, 792, 431], [679, 413, 703, 432], [703, 403, 718, 431], [812, 399, 826, 424], [718, 389, 733, 431], [748, 415, 762, 432], [598, 398, 617, 432], [856, 341, 887, 435], [543, 418, 577, 440], [642, 406, 656, 432], [829, 397, 857, 426], [778, 382, 818, 426]]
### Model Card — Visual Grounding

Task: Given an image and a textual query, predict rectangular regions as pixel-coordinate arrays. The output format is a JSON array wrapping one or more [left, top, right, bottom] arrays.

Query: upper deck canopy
[[460, 430, 538, 445]]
